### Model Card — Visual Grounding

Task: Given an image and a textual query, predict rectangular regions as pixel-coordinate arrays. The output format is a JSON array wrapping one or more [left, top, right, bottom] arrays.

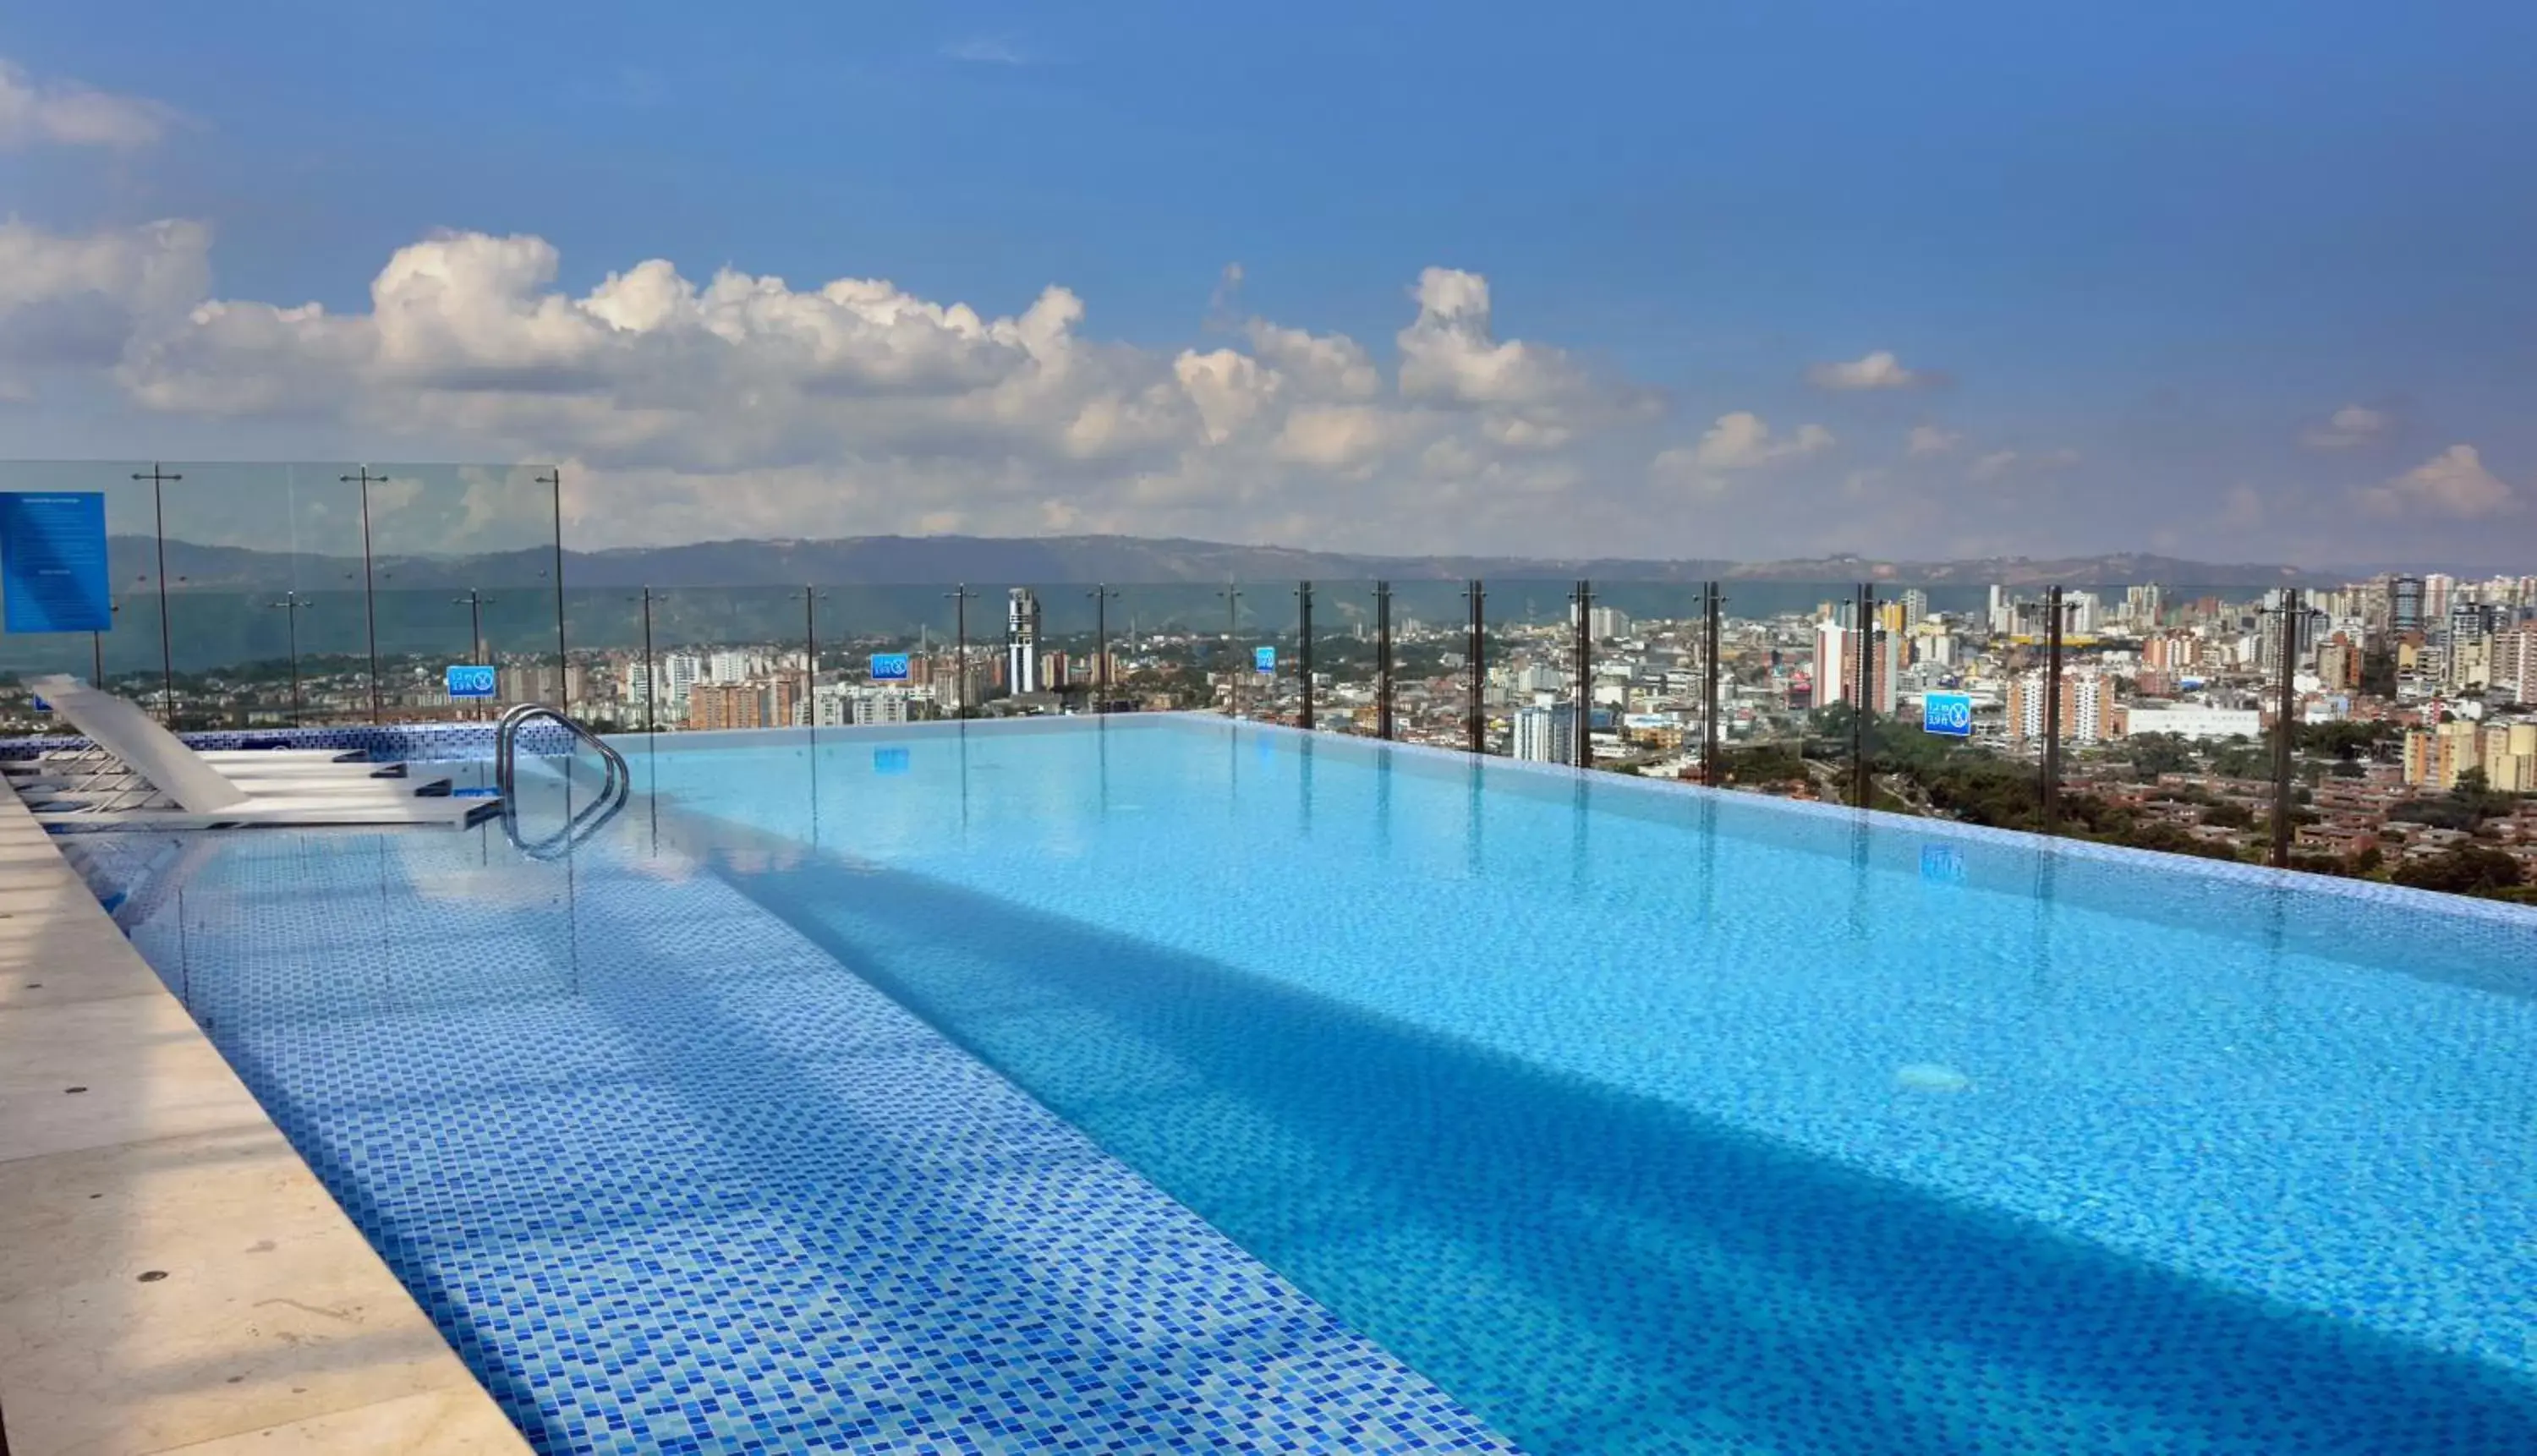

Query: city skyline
[[4, 7, 2534, 567]]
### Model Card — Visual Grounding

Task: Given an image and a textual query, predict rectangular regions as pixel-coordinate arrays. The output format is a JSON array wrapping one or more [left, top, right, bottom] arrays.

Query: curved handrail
[[494, 703, 630, 859]]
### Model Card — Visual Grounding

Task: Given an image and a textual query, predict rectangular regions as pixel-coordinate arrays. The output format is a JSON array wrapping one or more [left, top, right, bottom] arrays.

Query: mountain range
[[112, 533, 2343, 592]]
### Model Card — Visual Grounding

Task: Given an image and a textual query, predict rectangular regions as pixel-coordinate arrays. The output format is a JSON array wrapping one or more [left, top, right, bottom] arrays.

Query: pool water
[[99, 715, 2537, 1453]]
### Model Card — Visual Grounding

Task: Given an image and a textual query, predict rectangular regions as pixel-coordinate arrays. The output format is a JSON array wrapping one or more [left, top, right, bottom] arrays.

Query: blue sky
[[3, 1, 2533, 567]]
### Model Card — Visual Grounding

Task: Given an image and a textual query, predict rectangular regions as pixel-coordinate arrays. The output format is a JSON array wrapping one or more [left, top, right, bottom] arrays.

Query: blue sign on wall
[[1252, 644, 1277, 674], [873, 747, 911, 775], [0, 492, 112, 633], [870, 652, 911, 681], [446, 664, 498, 698], [1922, 691, 1973, 737]]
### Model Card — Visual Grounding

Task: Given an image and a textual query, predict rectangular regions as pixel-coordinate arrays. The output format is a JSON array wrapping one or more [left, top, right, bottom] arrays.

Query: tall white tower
[[1006, 588, 1044, 694]]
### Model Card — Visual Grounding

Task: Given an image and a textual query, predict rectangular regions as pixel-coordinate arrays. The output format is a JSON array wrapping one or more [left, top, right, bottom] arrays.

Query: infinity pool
[[93, 715, 2537, 1453]]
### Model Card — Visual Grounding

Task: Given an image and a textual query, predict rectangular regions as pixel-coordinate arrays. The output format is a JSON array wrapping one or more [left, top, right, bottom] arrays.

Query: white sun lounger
[[19, 676, 497, 829]]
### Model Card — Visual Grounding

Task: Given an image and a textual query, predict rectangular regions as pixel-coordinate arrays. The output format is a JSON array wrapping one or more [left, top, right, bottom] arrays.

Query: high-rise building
[[1868, 630, 1901, 714], [2008, 671, 2044, 742], [1987, 584, 2013, 636], [708, 649, 753, 684], [685, 677, 801, 731], [2390, 575, 2426, 635], [2144, 632, 2195, 674], [2403, 720, 2485, 790], [2424, 573, 2458, 632], [2126, 583, 2165, 628], [813, 683, 912, 726], [2067, 671, 2112, 743], [2258, 592, 2323, 676], [664, 653, 702, 706], [1586, 605, 1630, 641], [2448, 601, 2499, 650], [1513, 703, 1576, 763], [1813, 619, 1853, 708], [2008, 669, 2113, 744], [2065, 591, 2101, 636], [2481, 722, 2537, 792], [1006, 588, 1043, 695], [1899, 588, 1930, 626], [2315, 637, 2360, 692], [2493, 626, 2537, 706]]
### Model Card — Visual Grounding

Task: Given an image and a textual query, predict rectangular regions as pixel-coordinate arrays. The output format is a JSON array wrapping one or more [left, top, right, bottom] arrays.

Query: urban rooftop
[[5, 9, 2536, 1453]]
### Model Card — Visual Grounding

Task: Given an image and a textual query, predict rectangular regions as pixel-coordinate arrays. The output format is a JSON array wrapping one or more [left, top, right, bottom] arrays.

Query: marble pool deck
[[0, 784, 530, 1455]]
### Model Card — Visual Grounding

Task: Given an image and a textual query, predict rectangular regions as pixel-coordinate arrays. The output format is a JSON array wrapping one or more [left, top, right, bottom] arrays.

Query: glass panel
[[629, 586, 801, 731], [1295, 579, 1373, 736], [1584, 581, 1706, 781], [155, 462, 364, 729], [1488, 577, 1585, 764], [368, 463, 562, 720], [0, 462, 169, 731], [811, 584, 937, 728]]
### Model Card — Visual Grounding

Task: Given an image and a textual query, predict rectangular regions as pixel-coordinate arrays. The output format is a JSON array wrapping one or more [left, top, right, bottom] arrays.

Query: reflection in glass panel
[[0, 463, 172, 730], [368, 463, 562, 718], [155, 463, 364, 729]]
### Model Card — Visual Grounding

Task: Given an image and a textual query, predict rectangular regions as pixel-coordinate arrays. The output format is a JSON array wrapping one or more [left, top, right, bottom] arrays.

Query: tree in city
[[2301, 720, 2397, 764], [2208, 741, 2264, 780], [2126, 732, 2198, 781], [2359, 649, 2398, 698], [2391, 843, 2529, 898]]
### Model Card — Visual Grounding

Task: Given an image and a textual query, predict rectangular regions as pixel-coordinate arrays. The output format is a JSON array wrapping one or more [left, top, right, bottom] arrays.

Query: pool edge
[[0, 784, 533, 1456]]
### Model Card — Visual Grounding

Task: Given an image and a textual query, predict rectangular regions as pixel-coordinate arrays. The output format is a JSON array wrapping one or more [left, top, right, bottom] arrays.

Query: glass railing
[[1, 484, 2527, 906], [0, 460, 562, 731]]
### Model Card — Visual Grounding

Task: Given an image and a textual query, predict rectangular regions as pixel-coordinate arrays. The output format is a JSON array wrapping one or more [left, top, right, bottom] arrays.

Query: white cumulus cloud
[[1806, 350, 1927, 391], [1689, 411, 1833, 470], [0, 55, 177, 150], [2358, 445, 2514, 519], [1649, 412, 1833, 495], [1904, 424, 1961, 457], [0, 219, 211, 387], [1395, 267, 1593, 408], [32, 226, 1677, 550], [2302, 403, 2392, 451]]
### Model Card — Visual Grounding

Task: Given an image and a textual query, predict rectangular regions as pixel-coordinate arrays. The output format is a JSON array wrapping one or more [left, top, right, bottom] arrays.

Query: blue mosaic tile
[[68, 715, 2537, 1453], [112, 819, 1521, 1456], [1, 720, 577, 764]]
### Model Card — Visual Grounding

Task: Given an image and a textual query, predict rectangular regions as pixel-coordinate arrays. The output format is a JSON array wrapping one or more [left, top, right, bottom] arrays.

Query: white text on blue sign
[[1922, 692, 1973, 737]]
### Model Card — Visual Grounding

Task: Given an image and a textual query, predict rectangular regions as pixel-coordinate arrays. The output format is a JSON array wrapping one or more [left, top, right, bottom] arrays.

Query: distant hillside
[[107, 533, 2336, 592], [6, 533, 2354, 678]]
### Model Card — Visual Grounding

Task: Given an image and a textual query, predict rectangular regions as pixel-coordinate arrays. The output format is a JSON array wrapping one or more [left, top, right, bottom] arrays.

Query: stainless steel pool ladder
[[493, 703, 631, 859]]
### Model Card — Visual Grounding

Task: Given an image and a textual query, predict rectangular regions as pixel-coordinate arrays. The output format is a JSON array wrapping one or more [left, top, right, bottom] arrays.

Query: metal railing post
[[2271, 587, 2303, 868], [1703, 580, 1723, 787], [2042, 583, 2064, 833], [1465, 577, 1485, 753], [1220, 583, 1243, 718], [1088, 583, 1119, 714], [541, 468, 568, 714], [1296, 581, 1315, 730], [132, 464, 181, 725], [1573, 578, 1593, 769], [1375, 580, 1395, 740], [342, 468, 386, 724], [1852, 583, 1877, 807], [945, 584, 976, 718]]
